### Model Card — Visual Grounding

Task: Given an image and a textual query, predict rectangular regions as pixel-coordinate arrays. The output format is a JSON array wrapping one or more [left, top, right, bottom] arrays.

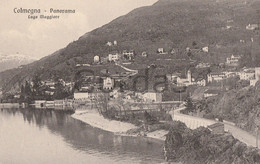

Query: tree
[[53, 79, 71, 100], [24, 81, 32, 96], [184, 96, 194, 113], [20, 84, 25, 100], [32, 74, 42, 96], [197, 99, 211, 114], [94, 93, 109, 114], [144, 111, 157, 125]]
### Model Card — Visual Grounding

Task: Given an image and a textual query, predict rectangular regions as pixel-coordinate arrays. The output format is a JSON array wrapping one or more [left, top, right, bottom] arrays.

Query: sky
[[0, 0, 157, 59]]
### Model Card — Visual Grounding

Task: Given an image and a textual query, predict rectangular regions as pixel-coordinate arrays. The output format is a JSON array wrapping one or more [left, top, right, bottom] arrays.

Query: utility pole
[[255, 109, 260, 148], [179, 90, 181, 102], [256, 127, 258, 148]]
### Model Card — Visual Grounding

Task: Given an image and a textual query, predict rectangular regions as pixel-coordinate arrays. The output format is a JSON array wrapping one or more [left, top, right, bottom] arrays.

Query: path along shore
[[71, 110, 168, 141], [171, 106, 260, 148]]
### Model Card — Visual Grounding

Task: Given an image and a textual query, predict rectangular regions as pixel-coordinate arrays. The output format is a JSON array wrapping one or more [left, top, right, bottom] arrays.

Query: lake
[[0, 108, 165, 164]]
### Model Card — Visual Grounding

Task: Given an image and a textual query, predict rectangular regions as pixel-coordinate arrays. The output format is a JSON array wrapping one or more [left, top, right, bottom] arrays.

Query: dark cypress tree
[[24, 81, 32, 96], [184, 96, 194, 113], [32, 74, 42, 96], [21, 84, 25, 96], [20, 84, 25, 100]]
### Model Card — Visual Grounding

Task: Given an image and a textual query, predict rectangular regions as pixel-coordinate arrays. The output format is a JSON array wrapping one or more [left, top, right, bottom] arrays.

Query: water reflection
[[0, 108, 165, 164]]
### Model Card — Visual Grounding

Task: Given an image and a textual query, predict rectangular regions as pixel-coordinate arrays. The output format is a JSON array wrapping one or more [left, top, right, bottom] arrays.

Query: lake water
[[0, 108, 165, 164]]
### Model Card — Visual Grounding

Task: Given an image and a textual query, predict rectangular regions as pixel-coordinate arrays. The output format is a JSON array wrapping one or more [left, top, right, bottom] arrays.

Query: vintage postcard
[[0, 0, 260, 163]]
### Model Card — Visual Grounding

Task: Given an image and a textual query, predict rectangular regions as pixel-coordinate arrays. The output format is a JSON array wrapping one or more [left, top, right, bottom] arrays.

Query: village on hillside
[[1, 0, 260, 163], [1, 31, 260, 111]]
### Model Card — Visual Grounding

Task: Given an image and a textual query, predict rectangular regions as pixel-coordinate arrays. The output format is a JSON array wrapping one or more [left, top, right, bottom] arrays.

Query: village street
[[170, 105, 260, 148]]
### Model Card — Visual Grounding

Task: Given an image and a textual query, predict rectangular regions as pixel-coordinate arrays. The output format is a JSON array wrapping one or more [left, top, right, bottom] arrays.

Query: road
[[115, 63, 138, 73], [171, 105, 260, 148]]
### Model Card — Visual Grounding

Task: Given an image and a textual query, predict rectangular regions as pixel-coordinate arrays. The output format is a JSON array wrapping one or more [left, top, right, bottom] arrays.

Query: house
[[103, 77, 114, 90], [106, 41, 112, 46], [196, 63, 210, 68], [100, 57, 108, 64], [207, 72, 226, 83], [170, 48, 176, 54], [122, 50, 134, 60], [34, 100, 47, 108], [94, 55, 100, 63], [226, 54, 241, 66], [250, 67, 260, 86], [176, 70, 192, 86], [43, 80, 55, 89], [143, 92, 162, 102], [46, 101, 55, 108], [207, 123, 224, 134], [204, 89, 220, 98], [254, 67, 260, 80], [136, 91, 162, 102], [142, 51, 147, 57], [101, 69, 109, 75], [166, 74, 178, 83], [226, 25, 232, 29], [246, 24, 259, 30], [223, 71, 239, 78], [14, 94, 20, 99], [109, 88, 121, 99], [58, 79, 66, 86], [65, 82, 74, 91], [74, 91, 104, 100], [202, 46, 209, 53], [113, 40, 117, 46], [108, 53, 119, 62], [239, 68, 255, 80], [250, 79, 257, 86], [79, 85, 92, 92], [196, 79, 206, 86], [45, 90, 54, 95], [157, 48, 166, 55]]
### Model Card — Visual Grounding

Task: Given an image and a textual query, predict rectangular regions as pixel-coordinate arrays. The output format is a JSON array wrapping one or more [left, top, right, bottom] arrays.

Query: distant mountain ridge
[[0, 53, 37, 72], [0, 0, 259, 92]]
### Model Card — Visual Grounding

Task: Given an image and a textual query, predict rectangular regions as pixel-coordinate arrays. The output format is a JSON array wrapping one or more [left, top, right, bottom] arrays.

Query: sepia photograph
[[0, 0, 260, 163]]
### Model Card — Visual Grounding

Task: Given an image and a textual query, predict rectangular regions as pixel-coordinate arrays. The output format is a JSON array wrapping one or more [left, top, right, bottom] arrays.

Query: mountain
[[0, 0, 259, 93], [0, 53, 37, 73]]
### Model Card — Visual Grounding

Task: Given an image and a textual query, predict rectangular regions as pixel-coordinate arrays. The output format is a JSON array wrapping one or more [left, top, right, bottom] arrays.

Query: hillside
[[0, 0, 260, 92], [195, 82, 260, 134]]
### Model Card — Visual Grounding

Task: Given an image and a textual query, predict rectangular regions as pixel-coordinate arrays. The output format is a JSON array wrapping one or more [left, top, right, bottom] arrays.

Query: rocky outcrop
[[164, 121, 260, 164]]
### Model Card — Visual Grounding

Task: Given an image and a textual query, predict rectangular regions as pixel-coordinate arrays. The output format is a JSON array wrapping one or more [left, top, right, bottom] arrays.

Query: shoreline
[[71, 110, 167, 141]]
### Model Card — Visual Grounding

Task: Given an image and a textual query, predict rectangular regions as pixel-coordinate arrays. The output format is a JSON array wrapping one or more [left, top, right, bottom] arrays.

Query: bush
[[144, 111, 158, 125]]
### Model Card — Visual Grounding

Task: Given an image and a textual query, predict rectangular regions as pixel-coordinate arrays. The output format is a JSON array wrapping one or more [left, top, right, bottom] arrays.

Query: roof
[[210, 72, 225, 76], [123, 50, 134, 53], [243, 70, 255, 73], [230, 54, 241, 58], [196, 78, 205, 81]]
